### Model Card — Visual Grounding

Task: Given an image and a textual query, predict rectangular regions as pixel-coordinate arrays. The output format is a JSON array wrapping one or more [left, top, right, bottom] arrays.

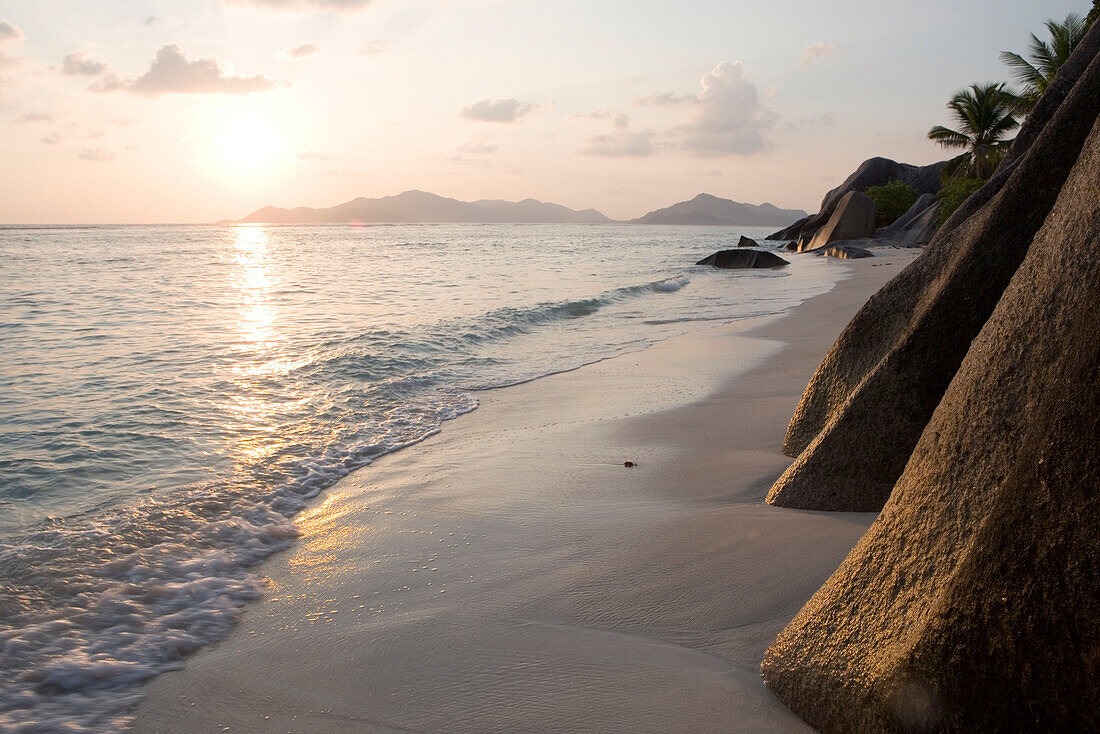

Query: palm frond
[[1026, 33, 1058, 80], [999, 51, 1044, 91], [927, 125, 970, 149]]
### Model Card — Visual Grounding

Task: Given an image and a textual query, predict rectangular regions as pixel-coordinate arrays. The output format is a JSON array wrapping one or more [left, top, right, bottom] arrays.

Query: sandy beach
[[131, 249, 919, 734]]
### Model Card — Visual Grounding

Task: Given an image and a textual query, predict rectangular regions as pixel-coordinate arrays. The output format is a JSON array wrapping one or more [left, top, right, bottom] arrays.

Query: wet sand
[[132, 249, 919, 733]]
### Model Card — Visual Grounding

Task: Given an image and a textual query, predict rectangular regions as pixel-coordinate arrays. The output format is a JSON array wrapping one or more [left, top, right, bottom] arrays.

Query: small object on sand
[[624, 461, 636, 468]]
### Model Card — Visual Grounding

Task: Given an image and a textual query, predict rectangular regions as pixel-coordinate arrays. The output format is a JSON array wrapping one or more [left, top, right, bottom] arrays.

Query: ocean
[[0, 223, 840, 731]]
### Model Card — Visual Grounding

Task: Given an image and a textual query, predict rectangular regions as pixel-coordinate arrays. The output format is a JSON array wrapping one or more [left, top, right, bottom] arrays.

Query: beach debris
[[623, 461, 636, 468]]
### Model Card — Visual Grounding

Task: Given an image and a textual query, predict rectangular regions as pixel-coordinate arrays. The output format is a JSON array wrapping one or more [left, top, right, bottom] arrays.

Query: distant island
[[236, 190, 611, 225], [231, 190, 808, 226], [630, 194, 807, 226]]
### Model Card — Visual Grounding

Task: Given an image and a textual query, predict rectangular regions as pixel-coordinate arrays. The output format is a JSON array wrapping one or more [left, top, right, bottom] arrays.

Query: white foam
[[652, 276, 690, 293]]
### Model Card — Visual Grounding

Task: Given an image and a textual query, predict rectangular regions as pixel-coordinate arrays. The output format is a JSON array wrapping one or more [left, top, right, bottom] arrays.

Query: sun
[[216, 117, 284, 174]]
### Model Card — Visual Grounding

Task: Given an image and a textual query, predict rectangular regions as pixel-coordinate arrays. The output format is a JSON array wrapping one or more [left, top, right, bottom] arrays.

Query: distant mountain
[[237, 190, 612, 224], [631, 194, 807, 226]]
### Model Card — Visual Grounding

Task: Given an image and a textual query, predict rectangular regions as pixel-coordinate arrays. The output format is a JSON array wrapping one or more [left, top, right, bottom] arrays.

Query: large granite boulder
[[762, 106, 1100, 733], [695, 249, 788, 268], [768, 157, 946, 242], [874, 192, 939, 245], [736, 235, 759, 248], [800, 192, 875, 252], [766, 22, 1100, 511]]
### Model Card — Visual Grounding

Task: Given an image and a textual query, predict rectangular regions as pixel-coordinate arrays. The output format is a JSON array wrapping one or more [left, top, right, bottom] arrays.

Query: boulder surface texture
[[762, 104, 1100, 734], [802, 192, 876, 251], [766, 23, 1100, 511], [695, 249, 788, 268], [874, 192, 939, 245]]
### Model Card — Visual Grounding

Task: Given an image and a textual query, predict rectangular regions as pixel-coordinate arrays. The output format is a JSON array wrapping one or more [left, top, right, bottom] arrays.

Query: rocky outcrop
[[762, 103, 1100, 733], [736, 235, 759, 248], [874, 193, 939, 244], [821, 244, 873, 259], [767, 157, 946, 242], [801, 192, 876, 252], [695, 249, 788, 268], [765, 22, 1100, 511]]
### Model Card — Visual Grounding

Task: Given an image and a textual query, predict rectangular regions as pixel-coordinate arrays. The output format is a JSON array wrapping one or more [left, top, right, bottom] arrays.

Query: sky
[[0, 0, 1088, 223]]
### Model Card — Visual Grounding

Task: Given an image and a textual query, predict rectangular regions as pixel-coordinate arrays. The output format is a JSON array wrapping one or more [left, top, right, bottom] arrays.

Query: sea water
[[0, 223, 839, 731]]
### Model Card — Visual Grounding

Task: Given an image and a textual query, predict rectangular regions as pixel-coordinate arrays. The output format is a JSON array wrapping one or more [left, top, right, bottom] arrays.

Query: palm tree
[[927, 83, 1019, 179], [1000, 14, 1088, 113]]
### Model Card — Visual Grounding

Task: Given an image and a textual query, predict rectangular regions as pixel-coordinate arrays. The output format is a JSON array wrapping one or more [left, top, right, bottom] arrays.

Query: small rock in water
[[624, 461, 636, 468]]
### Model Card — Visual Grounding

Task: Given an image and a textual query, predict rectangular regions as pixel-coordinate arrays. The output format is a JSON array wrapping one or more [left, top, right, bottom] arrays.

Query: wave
[[0, 273, 692, 731]]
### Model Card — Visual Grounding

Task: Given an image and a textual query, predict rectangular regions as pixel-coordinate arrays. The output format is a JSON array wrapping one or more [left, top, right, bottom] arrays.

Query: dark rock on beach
[[695, 249, 788, 268], [821, 244, 873, 259], [736, 235, 759, 248], [762, 88, 1100, 732], [766, 22, 1100, 512]]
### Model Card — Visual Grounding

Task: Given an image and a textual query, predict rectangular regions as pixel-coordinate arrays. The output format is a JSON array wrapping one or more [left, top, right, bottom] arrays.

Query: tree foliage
[[865, 181, 919, 228], [927, 83, 1019, 179], [936, 177, 986, 227], [1000, 14, 1088, 113]]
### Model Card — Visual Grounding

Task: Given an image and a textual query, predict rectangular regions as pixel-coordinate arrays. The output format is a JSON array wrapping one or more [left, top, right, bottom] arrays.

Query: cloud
[[459, 140, 498, 154], [0, 21, 22, 42], [39, 132, 61, 145], [0, 20, 25, 76], [673, 61, 775, 156], [296, 151, 327, 160], [225, 0, 374, 10], [578, 111, 630, 129], [89, 44, 285, 97], [62, 52, 109, 76], [798, 43, 838, 67], [15, 110, 57, 123], [578, 131, 655, 158], [144, 16, 159, 26], [785, 111, 835, 129], [633, 91, 692, 106], [78, 148, 116, 161], [285, 43, 321, 59], [358, 39, 388, 56], [461, 98, 536, 123]]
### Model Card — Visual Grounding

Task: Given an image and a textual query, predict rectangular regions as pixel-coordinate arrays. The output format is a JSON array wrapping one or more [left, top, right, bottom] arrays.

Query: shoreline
[[132, 248, 919, 733]]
